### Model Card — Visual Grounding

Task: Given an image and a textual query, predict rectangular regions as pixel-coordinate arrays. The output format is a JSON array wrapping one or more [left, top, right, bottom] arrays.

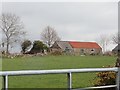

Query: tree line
[[0, 13, 60, 55]]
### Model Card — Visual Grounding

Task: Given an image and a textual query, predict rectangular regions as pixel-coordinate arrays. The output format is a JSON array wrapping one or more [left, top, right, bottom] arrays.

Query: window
[[80, 49, 84, 54]]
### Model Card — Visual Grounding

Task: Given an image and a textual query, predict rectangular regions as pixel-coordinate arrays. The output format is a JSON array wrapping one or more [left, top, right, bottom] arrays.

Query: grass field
[[1, 55, 117, 88]]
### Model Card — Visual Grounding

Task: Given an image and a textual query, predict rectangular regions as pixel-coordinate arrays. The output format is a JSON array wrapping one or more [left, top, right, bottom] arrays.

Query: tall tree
[[96, 34, 110, 54], [112, 32, 120, 44], [41, 26, 60, 48], [0, 13, 25, 54]]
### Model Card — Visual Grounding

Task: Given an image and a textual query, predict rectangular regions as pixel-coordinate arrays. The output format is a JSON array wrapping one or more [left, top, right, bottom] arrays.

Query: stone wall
[[73, 48, 102, 55]]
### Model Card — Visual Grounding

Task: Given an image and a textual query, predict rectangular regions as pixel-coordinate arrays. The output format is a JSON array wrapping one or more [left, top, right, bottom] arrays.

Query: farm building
[[112, 44, 120, 55], [51, 41, 102, 55], [51, 41, 73, 55]]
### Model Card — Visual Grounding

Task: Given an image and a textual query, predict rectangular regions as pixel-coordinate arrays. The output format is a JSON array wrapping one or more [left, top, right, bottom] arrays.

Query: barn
[[51, 41, 102, 55], [112, 44, 120, 55]]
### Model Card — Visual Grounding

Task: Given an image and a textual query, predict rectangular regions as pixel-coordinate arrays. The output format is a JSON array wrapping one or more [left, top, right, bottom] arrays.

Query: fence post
[[3, 75, 8, 90], [67, 72, 72, 90], [116, 68, 120, 90]]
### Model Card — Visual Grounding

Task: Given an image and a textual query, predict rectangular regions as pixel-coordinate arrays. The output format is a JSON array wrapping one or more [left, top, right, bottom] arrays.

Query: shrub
[[93, 66, 116, 90], [21, 40, 32, 53], [94, 71, 116, 86], [50, 51, 62, 56]]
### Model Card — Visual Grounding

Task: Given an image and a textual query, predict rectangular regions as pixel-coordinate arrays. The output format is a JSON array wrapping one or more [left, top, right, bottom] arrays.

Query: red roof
[[69, 41, 101, 49]]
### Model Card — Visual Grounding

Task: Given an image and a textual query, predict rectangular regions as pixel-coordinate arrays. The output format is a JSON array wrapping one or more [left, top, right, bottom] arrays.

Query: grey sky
[[2, 2, 118, 51]]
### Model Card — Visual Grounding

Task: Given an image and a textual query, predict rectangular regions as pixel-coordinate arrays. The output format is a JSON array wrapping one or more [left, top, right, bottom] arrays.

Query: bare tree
[[112, 32, 120, 44], [41, 26, 60, 48], [0, 13, 25, 54], [96, 34, 110, 54]]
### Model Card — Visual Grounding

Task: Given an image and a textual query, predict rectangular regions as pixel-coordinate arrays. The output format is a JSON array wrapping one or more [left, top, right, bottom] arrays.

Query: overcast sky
[[2, 2, 118, 52]]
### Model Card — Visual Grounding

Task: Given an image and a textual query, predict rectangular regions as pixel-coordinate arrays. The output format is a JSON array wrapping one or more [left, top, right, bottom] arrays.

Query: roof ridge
[[69, 41, 97, 43], [56, 41, 97, 43]]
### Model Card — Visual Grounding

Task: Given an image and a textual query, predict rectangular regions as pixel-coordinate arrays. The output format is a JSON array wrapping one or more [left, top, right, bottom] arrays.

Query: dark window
[[91, 49, 94, 51], [65, 47, 69, 52], [80, 49, 84, 54]]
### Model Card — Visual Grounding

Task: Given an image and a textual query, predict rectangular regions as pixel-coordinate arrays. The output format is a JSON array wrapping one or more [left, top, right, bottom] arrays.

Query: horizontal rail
[[0, 67, 118, 76], [0, 67, 119, 90], [75, 85, 117, 90]]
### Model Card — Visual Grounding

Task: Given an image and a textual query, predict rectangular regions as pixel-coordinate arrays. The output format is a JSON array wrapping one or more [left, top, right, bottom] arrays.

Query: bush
[[29, 40, 48, 54], [94, 71, 116, 86], [50, 51, 62, 56], [93, 66, 116, 90]]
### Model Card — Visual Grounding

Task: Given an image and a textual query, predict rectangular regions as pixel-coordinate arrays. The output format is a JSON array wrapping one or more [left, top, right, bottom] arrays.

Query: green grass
[[1, 55, 116, 88]]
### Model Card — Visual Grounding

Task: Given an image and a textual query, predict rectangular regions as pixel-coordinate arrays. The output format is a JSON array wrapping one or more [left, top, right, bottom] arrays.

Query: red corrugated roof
[[69, 41, 101, 49]]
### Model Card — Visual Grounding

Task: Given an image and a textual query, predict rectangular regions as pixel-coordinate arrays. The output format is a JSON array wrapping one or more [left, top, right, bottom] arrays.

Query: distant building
[[112, 44, 120, 55], [51, 41, 73, 55], [51, 41, 102, 55]]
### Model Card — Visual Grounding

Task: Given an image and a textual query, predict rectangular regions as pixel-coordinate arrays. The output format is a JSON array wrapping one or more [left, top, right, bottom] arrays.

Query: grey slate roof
[[56, 41, 73, 51], [112, 44, 120, 51]]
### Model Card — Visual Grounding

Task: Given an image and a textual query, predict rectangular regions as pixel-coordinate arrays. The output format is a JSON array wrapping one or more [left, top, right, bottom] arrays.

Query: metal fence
[[0, 67, 120, 90]]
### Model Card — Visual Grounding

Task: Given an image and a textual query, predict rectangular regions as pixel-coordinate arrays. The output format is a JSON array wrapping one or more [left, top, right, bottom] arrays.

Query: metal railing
[[0, 67, 120, 90]]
